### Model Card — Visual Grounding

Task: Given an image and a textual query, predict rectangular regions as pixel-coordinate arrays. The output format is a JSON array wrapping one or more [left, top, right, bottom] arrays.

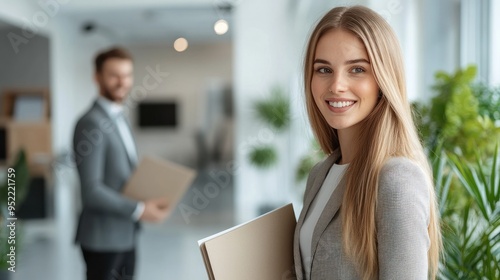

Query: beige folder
[[198, 204, 297, 280], [123, 156, 196, 214]]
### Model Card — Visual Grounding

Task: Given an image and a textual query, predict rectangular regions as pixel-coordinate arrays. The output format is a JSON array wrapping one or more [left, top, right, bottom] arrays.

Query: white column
[[233, 0, 295, 222], [51, 15, 111, 155], [460, 0, 491, 82], [401, 0, 420, 102], [420, 0, 460, 98], [50, 15, 111, 279], [490, 0, 500, 86]]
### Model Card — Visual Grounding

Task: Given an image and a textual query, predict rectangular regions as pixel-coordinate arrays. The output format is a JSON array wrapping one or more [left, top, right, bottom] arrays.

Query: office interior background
[[0, 0, 498, 279]]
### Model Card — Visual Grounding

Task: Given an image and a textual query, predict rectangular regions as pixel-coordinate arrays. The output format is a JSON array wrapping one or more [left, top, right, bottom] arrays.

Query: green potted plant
[[0, 150, 30, 280], [413, 65, 500, 161], [435, 145, 500, 279], [413, 65, 500, 278], [247, 86, 290, 214], [248, 86, 290, 168]]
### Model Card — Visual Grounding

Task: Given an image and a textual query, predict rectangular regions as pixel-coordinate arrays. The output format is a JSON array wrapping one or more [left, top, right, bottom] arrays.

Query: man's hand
[[139, 198, 169, 223]]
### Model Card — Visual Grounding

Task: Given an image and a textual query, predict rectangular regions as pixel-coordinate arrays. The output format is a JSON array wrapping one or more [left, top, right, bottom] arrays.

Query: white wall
[[234, 0, 299, 222], [50, 16, 111, 155], [125, 42, 233, 167]]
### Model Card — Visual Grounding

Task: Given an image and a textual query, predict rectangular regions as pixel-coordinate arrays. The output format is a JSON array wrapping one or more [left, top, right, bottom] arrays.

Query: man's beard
[[101, 85, 126, 103]]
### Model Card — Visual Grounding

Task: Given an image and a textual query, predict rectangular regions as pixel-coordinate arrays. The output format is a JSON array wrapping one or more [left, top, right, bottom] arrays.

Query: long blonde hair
[[304, 6, 441, 279]]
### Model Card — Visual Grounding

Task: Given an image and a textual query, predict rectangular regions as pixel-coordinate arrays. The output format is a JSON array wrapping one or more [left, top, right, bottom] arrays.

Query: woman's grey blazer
[[293, 150, 431, 280]]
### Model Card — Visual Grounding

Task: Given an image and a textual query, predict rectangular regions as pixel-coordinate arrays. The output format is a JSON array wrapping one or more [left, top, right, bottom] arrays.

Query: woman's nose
[[329, 73, 348, 93]]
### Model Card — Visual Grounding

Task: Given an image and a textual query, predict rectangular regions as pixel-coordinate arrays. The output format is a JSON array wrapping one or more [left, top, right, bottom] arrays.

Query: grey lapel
[[297, 151, 340, 228], [294, 150, 341, 278], [310, 172, 347, 260]]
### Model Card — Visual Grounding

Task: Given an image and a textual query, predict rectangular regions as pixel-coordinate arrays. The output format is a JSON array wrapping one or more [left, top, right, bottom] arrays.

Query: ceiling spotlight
[[174, 37, 188, 52], [214, 19, 229, 35]]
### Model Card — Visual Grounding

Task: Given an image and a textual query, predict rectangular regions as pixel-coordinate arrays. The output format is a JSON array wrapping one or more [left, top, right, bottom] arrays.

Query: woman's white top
[[299, 163, 349, 280]]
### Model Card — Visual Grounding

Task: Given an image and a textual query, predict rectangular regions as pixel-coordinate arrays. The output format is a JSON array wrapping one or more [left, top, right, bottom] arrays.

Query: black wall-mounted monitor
[[138, 102, 177, 128]]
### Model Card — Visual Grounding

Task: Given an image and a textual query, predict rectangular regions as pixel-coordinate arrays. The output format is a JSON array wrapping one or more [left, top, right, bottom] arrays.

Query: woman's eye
[[350, 67, 365, 74], [316, 67, 331, 74]]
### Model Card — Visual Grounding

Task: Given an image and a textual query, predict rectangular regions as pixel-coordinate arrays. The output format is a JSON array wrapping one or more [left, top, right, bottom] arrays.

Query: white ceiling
[[0, 0, 233, 44], [65, 4, 233, 45]]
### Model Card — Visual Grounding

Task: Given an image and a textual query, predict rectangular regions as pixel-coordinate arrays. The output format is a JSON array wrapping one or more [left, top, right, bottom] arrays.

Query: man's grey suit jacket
[[293, 150, 431, 279], [73, 100, 139, 252]]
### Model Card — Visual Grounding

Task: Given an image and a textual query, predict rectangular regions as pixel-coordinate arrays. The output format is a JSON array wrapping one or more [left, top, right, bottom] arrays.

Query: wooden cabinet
[[0, 88, 51, 176], [2, 88, 50, 121]]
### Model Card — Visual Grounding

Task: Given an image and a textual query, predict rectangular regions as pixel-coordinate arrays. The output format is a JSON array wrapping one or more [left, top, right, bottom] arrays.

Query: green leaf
[[414, 65, 500, 162], [438, 144, 500, 279], [248, 146, 278, 168], [0, 150, 30, 271], [0, 149, 30, 207], [254, 87, 290, 131], [462, 65, 478, 83]]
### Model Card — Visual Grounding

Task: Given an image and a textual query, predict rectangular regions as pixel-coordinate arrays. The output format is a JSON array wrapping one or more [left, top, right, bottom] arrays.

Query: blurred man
[[73, 47, 168, 280]]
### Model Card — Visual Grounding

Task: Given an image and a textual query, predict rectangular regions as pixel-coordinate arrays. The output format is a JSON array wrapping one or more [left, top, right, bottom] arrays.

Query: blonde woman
[[294, 6, 441, 280]]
